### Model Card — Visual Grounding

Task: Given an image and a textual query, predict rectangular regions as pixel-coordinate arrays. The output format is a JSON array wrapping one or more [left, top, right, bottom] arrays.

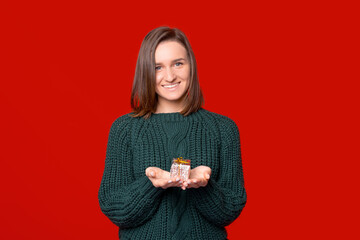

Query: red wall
[[1, 0, 358, 239]]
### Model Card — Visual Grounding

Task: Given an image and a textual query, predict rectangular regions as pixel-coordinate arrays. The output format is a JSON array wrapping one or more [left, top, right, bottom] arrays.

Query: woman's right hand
[[145, 167, 182, 189]]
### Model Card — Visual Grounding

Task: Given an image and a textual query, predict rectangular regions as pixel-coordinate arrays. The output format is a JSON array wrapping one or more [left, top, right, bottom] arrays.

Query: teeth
[[163, 83, 179, 88]]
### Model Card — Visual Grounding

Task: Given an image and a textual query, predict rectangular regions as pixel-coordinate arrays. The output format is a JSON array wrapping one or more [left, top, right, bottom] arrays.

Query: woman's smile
[[162, 82, 180, 90]]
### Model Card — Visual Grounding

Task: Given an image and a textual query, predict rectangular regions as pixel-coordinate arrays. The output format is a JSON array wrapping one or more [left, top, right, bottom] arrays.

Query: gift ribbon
[[174, 157, 190, 165]]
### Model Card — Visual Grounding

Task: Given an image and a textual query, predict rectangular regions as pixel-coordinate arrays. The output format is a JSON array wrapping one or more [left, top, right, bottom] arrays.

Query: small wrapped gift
[[170, 157, 191, 180]]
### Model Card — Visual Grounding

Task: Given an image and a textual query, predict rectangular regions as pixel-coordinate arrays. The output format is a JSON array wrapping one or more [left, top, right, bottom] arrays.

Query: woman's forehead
[[155, 41, 187, 63]]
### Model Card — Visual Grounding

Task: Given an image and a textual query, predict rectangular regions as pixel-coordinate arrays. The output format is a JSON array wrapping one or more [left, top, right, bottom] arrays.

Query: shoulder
[[108, 112, 140, 137], [197, 108, 239, 132], [197, 109, 240, 146], [110, 113, 131, 128]]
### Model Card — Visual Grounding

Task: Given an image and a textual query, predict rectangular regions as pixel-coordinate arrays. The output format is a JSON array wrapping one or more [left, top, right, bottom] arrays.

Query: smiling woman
[[98, 26, 247, 240], [130, 26, 203, 119]]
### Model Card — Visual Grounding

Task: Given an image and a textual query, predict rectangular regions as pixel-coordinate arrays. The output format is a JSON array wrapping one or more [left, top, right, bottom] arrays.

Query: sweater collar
[[149, 108, 204, 122]]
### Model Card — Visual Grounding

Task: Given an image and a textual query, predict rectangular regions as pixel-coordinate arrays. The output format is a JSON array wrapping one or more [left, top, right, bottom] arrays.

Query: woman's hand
[[182, 166, 211, 190], [145, 167, 183, 189]]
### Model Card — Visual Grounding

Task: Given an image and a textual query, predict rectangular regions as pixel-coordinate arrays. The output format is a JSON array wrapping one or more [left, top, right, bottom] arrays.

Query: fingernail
[[168, 180, 172, 183], [179, 181, 183, 183], [150, 172, 154, 177], [193, 180, 197, 183], [176, 178, 180, 181]]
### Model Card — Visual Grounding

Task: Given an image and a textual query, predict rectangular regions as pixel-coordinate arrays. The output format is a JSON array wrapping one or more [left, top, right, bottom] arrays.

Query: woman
[[98, 26, 247, 240]]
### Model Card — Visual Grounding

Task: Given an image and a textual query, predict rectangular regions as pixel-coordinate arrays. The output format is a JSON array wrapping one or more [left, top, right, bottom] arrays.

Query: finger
[[145, 168, 151, 177], [169, 180, 182, 187], [186, 179, 199, 189], [196, 178, 209, 187], [179, 180, 186, 190], [168, 176, 180, 183], [166, 177, 181, 187], [188, 183, 200, 189], [199, 179, 208, 187], [145, 169, 150, 178], [146, 167, 157, 178], [178, 179, 184, 187], [170, 177, 181, 187]]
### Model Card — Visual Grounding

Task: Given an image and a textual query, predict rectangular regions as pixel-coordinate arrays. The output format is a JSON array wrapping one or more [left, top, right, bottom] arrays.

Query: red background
[[1, 0, 359, 239]]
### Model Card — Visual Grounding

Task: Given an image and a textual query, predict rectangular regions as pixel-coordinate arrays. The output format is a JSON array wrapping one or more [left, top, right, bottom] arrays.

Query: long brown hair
[[130, 26, 204, 119]]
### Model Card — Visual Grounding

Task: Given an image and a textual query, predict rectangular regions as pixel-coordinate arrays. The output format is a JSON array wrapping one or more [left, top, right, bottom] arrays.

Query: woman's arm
[[98, 115, 165, 229], [188, 117, 247, 227]]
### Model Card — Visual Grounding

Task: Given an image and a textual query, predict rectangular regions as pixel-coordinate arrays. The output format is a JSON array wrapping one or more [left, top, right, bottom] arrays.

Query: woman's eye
[[155, 66, 161, 71], [175, 62, 183, 67]]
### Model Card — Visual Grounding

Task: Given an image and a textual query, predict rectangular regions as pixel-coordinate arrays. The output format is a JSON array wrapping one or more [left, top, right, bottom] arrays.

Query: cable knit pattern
[[98, 108, 247, 240]]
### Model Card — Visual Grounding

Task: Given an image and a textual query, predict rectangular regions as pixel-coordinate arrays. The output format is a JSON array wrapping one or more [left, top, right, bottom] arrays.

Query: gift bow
[[174, 157, 190, 165]]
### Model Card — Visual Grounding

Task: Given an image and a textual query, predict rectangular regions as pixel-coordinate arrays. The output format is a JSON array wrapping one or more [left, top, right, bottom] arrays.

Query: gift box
[[170, 157, 191, 180]]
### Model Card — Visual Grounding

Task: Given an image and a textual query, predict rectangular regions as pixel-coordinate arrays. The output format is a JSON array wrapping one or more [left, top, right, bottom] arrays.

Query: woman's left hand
[[182, 166, 211, 190]]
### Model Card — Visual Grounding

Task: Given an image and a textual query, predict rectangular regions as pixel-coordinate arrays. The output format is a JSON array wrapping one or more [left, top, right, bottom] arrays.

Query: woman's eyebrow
[[156, 58, 186, 65]]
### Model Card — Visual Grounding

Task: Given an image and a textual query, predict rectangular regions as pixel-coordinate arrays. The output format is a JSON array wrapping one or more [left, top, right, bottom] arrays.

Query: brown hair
[[130, 26, 204, 119]]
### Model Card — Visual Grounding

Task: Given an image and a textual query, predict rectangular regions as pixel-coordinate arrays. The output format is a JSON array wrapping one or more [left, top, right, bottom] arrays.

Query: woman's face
[[154, 40, 190, 108]]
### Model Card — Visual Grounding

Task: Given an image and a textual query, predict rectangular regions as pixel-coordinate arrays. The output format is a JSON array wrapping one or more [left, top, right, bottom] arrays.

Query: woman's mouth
[[162, 82, 180, 90]]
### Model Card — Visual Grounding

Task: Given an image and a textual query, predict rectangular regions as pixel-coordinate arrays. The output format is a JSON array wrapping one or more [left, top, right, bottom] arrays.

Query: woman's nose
[[164, 68, 176, 82]]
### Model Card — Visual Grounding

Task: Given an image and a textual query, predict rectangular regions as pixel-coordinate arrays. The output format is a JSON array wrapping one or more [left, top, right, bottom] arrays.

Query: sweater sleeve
[[189, 117, 247, 227], [98, 115, 165, 229]]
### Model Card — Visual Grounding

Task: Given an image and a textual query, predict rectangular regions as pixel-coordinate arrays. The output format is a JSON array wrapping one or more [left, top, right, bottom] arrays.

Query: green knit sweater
[[98, 108, 247, 240]]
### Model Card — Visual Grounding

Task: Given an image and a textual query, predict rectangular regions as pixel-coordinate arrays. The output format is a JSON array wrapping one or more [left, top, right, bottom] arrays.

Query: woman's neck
[[155, 99, 185, 113]]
